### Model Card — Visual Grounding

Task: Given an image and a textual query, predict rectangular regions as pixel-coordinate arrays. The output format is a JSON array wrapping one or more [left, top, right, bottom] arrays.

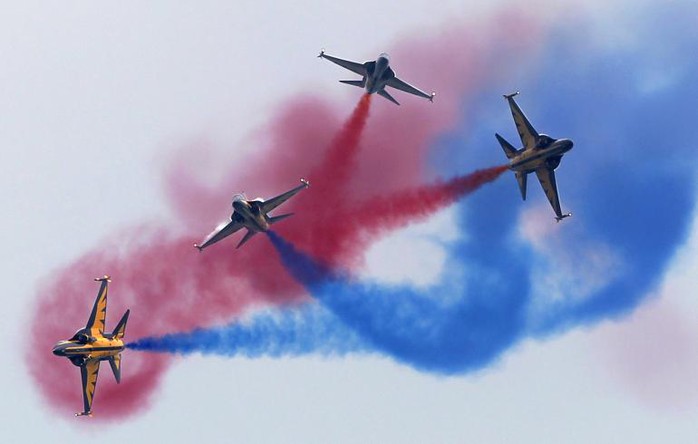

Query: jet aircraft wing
[[260, 179, 309, 214], [319, 52, 367, 77], [505, 93, 539, 150], [196, 219, 244, 251], [386, 76, 434, 101], [86, 278, 109, 336], [535, 167, 564, 219], [79, 359, 100, 416]]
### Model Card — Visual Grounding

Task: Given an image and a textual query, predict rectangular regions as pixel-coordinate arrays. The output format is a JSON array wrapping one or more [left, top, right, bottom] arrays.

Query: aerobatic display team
[[24, 2, 696, 429]]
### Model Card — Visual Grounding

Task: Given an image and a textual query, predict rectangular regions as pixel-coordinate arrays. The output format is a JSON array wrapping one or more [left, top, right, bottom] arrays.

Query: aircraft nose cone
[[554, 138, 573, 153], [52, 343, 67, 356]]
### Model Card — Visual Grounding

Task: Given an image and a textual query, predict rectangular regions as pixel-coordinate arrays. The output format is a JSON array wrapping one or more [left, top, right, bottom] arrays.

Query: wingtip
[[555, 213, 572, 222]]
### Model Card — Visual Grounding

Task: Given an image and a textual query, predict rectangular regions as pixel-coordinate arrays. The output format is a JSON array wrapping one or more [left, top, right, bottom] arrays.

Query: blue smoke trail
[[267, 231, 528, 374], [127, 305, 368, 358]]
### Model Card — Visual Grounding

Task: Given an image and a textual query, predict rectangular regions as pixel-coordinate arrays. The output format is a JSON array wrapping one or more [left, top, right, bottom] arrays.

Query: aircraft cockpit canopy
[[69, 330, 90, 344], [536, 134, 554, 148]]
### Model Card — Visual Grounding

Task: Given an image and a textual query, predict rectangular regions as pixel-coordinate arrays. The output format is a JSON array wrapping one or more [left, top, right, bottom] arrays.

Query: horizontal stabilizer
[[495, 133, 518, 159], [236, 230, 257, 249], [268, 213, 293, 224], [377, 89, 400, 105], [108, 354, 122, 384], [339, 79, 365, 88], [515, 171, 528, 201]]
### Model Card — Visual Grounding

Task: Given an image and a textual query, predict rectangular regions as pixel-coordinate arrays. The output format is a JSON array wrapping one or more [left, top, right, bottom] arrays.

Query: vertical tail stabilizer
[[111, 309, 130, 340], [495, 133, 518, 159]]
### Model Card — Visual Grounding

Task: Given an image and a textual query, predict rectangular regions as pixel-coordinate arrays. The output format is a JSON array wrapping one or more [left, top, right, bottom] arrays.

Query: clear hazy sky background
[[2, 1, 697, 442]]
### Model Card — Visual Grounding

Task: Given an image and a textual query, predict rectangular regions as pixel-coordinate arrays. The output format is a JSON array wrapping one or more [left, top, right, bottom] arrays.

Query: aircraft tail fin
[[515, 172, 528, 201], [339, 79, 366, 88], [496, 133, 518, 159], [236, 230, 257, 249], [111, 309, 130, 340], [108, 354, 122, 384], [267, 213, 294, 225]]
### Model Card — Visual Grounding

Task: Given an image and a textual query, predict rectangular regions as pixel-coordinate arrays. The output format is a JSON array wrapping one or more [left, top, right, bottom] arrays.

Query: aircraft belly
[[250, 217, 267, 232], [240, 216, 259, 232], [511, 155, 545, 173], [92, 349, 120, 360], [366, 78, 385, 94]]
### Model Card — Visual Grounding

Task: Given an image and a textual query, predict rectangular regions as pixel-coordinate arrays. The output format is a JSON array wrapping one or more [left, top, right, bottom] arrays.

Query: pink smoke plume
[[27, 9, 543, 421], [594, 298, 698, 411]]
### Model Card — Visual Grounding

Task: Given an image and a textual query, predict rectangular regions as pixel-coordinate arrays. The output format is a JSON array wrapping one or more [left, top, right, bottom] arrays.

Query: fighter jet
[[318, 50, 435, 105], [195, 178, 309, 251], [52, 276, 129, 417], [496, 92, 574, 221]]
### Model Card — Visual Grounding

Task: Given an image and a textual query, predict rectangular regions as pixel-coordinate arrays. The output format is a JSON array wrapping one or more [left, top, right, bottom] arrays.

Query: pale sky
[[2, 1, 697, 442]]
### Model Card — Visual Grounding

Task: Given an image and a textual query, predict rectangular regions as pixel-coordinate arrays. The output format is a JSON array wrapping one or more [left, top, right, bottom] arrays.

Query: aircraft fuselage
[[232, 199, 269, 232], [365, 54, 392, 94], [53, 330, 124, 366], [509, 137, 574, 174]]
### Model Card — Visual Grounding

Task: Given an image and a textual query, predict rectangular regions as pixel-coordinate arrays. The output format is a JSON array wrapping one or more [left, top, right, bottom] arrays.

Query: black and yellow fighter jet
[[52, 276, 130, 417], [495, 92, 574, 221]]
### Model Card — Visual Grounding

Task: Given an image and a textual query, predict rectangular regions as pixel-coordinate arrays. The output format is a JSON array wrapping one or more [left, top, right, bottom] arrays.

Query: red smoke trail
[[335, 165, 510, 263], [27, 10, 544, 421], [357, 165, 509, 230], [315, 94, 373, 196], [286, 165, 510, 268]]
